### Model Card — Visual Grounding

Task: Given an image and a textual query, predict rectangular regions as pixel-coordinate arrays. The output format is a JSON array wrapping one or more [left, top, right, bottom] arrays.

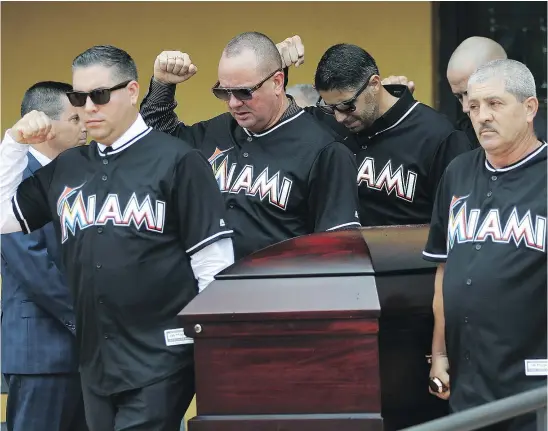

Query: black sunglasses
[[212, 69, 282, 101], [66, 80, 132, 107], [316, 75, 373, 115]]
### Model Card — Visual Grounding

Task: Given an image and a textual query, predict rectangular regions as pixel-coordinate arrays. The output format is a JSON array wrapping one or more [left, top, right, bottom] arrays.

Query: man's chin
[[346, 123, 366, 134]]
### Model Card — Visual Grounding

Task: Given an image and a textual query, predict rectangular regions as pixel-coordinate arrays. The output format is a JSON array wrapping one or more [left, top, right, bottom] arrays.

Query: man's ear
[[128, 80, 140, 106], [524, 96, 539, 124], [273, 70, 285, 95]]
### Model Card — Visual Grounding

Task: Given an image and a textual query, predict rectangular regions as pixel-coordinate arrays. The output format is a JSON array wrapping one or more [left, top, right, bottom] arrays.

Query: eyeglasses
[[212, 69, 282, 101], [66, 80, 132, 107], [316, 75, 373, 115]]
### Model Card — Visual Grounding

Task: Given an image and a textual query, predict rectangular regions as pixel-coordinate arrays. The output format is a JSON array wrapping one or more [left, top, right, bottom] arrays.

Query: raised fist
[[9, 111, 55, 145], [381, 75, 415, 94], [277, 36, 305, 68], [153, 51, 197, 85]]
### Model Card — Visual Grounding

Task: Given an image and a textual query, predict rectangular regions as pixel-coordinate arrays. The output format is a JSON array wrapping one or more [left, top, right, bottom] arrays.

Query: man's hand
[[382, 75, 415, 94], [277, 36, 305, 68], [153, 51, 197, 85], [429, 355, 450, 400], [9, 111, 55, 145]]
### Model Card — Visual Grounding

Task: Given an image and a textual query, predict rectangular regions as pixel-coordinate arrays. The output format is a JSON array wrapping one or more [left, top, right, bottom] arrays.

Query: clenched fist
[[429, 355, 450, 400], [277, 36, 305, 68], [153, 51, 197, 85], [9, 111, 55, 145]]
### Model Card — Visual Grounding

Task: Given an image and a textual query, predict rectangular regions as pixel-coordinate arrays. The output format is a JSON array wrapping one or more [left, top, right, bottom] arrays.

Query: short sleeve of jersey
[[308, 142, 361, 232], [12, 158, 56, 234], [423, 169, 451, 262], [174, 149, 234, 256]]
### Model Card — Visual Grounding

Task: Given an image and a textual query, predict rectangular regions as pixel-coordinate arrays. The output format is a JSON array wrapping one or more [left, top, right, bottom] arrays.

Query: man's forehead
[[60, 97, 78, 119], [218, 55, 262, 87], [72, 65, 116, 91], [468, 77, 506, 98]]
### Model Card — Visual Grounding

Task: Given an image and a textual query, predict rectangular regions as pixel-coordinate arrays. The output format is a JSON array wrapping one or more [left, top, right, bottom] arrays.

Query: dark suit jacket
[[1, 151, 79, 374]]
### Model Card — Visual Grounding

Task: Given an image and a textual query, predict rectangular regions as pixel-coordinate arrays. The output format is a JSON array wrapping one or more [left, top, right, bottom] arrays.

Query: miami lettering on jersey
[[56, 184, 166, 244], [447, 195, 546, 252], [357, 157, 417, 202], [208, 147, 293, 210]]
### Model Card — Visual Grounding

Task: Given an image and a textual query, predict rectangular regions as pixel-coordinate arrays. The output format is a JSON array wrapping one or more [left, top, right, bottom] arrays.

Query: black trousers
[[81, 365, 195, 431]]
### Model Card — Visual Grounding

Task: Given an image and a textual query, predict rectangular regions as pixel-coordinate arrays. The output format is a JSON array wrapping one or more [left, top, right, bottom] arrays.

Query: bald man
[[448, 36, 547, 147], [140, 31, 361, 260], [382, 36, 547, 147]]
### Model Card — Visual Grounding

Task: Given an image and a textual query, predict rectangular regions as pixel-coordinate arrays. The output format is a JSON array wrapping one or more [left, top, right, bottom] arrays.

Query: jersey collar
[[242, 97, 304, 138], [95, 114, 152, 157], [484, 141, 547, 172], [362, 85, 419, 139]]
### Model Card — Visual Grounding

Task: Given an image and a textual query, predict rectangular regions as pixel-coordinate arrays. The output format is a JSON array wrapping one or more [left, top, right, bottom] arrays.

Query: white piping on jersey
[[97, 128, 152, 157], [484, 142, 547, 172], [243, 110, 306, 137], [422, 251, 447, 259], [369, 101, 420, 138], [12, 194, 30, 234], [186, 229, 234, 254], [326, 221, 362, 231]]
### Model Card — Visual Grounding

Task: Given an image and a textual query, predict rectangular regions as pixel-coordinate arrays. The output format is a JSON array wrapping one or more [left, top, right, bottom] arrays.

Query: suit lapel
[[26, 151, 43, 173]]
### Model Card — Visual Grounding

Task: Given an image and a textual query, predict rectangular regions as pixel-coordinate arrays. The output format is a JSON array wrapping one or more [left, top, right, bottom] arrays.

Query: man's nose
[[228, 94, 244, 109], [334, 110, 349, 124]]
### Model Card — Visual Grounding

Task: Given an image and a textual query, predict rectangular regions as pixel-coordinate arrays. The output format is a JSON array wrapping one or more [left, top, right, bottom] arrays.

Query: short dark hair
[[72, 45, 138, 82], [223, 32, 282, 75], [314, 44, 379, 92], [21, 81, 73, 119]]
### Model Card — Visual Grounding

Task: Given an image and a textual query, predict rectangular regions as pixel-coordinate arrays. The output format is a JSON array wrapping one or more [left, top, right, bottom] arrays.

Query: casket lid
[[216, 225, 435, 280]]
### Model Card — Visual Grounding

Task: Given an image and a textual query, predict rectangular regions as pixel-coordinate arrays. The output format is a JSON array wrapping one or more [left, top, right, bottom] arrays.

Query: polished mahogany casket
[[178, 225, 448, 430]]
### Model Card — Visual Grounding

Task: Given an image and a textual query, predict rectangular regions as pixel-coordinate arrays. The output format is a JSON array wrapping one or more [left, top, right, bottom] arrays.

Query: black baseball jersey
[[11, 117, 233, 395], [423, 144, 547, 416], [141, 80, 361, 260], [457, 110, 547, 149], [303, 85, 474, 226]]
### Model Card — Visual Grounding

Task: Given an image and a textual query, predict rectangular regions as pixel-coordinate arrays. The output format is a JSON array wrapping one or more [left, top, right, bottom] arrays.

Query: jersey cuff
[[11, 195, 30, 234], [326, 221, 361, 231], [186, 230, 234, 256], [422, 250, 447, 262]]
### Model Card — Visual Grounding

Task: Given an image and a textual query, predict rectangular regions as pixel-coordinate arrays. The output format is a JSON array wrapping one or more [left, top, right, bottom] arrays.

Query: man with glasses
[[277, 39, 473, 227], [0, 44, 235, 430], [141, 31, 361, 261]]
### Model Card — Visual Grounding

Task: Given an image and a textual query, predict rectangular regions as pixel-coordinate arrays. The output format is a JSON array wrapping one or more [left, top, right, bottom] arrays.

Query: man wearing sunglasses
[[140, 31, 361, 261], [0, 44, 235, 431], [277, 38, 473, 229]]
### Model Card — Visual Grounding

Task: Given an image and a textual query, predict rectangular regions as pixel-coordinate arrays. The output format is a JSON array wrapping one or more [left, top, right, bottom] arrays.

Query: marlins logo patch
[[207, 147, 294, 210], [57, 183, 166, 243], [447, 195, 546, 252]]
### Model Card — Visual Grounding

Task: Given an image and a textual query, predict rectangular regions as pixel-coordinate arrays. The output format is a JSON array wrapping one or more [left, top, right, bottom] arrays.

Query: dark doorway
[[436, 1, 547, 122]]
